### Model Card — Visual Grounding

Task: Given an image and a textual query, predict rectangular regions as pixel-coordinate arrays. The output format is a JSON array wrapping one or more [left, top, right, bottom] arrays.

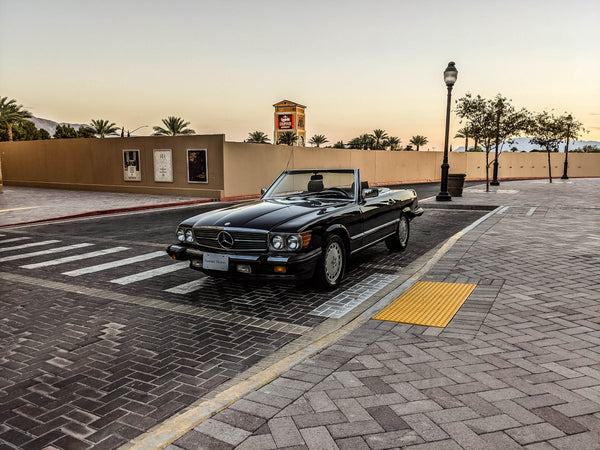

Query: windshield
[[265, 171, 356, 201]]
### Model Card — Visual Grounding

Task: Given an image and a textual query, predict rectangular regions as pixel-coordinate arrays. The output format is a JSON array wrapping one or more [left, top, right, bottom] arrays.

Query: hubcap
[[324, 241, 343, 283], [398, 217, 408, 244]]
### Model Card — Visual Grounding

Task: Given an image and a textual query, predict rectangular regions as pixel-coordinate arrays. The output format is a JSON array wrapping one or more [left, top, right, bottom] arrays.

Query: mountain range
[[30, 117, 89, 135], [453, 137, 600, 153]]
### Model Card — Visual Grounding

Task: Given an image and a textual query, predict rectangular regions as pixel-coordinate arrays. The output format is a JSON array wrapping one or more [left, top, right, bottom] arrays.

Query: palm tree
[[0, 97, 32, 142], [409, 135, 428, 151], [384, 136, 401, 151], [370, 129, 388, 150], [455, 127, 472, 152], [277, 131, 298, 146], [309, 134, 328, 147], [153, 116, 195, 136], [246, 131, 270, 143], [90, 119, 119, 138]]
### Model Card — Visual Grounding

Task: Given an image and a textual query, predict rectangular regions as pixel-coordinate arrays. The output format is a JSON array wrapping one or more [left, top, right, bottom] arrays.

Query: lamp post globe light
[[436, 61, 458, 202]]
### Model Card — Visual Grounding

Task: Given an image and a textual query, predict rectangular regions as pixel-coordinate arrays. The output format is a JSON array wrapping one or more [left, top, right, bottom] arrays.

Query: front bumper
[[166, 244, 322, 280]]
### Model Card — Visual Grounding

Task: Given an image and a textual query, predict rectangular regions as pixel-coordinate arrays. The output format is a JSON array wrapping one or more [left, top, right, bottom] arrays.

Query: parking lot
[[0, 201, 486, 449]]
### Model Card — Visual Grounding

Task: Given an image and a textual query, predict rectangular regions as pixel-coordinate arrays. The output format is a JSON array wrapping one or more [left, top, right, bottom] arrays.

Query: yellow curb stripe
[[373, 281, 476, 327]]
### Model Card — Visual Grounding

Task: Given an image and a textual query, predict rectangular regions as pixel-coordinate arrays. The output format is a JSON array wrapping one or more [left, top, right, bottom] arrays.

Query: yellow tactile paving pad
[[373, 281, 476, 327]]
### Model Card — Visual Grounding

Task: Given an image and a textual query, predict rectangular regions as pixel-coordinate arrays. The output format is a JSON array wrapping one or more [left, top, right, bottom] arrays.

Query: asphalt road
[[0, 195, 488, 449]]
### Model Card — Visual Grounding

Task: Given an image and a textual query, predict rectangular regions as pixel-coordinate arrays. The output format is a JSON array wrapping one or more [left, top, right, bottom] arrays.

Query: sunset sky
[[1, 0, 599, 149]]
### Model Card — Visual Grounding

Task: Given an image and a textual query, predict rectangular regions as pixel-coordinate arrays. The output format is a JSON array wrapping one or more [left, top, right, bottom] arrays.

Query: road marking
[[165, 278, 209, 294], [0, 207, 37, 213], [0, 237, 32, 245], [0, 240, 60, 253], [110, 262, 189, 285], [62, 251, 165, 276], [310, 273, 399, 319], [20, 246, 130, 269], [0, 243, 93, 262], [527, 207, 537, 216], [497, 206, 510, 214]]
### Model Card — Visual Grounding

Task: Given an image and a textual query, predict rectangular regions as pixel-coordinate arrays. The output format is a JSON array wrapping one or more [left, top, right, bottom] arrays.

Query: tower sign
[[273, 100, 306, 146]]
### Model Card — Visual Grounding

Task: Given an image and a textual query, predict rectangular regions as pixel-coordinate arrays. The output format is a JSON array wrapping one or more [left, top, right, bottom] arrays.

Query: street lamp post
[[561, 115, 572, 180], [491, 99, 503, 186], [121, 125, 149, 137], [436, 61, 458, 202]]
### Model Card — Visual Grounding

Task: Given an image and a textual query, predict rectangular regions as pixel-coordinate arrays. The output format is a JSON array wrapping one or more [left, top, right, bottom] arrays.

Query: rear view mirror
[[261, 188, 267, 196]]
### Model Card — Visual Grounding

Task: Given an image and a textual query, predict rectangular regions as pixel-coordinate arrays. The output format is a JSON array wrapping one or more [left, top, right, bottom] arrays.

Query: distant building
[[273, 100, 306, 146]]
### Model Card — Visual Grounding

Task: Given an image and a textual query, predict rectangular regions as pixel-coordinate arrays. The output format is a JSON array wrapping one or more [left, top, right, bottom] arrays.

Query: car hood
[[182, 199, 349, 231]]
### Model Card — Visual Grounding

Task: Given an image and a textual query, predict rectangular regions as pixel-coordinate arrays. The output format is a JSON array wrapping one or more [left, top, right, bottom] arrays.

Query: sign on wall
[[123, 149, 141, 181], [277, 114, 295, 130], [153, 149, 173, 182], [187, 149, 208, 183]]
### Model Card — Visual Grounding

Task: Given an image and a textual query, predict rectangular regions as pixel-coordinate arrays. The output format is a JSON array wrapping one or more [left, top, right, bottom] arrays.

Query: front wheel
[[313, 234, 346, 290], [385, 213, 409, 252]]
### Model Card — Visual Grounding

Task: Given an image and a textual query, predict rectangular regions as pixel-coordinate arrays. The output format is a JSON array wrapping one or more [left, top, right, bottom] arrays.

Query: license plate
[[203, 252, 229, 271]]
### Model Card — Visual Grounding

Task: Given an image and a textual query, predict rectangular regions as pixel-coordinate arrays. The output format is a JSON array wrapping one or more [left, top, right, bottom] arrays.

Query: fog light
[[191, 259, 202, 268], [274, 266, 286, 273], [237, 264, 251, 274]]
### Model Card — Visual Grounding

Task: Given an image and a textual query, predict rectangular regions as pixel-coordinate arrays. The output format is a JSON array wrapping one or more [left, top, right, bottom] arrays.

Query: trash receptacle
[[448, 173, 466, 197]]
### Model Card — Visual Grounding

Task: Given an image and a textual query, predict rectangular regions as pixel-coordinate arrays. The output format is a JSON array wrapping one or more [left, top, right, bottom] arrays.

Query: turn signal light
[[274, 266, 286, 273]]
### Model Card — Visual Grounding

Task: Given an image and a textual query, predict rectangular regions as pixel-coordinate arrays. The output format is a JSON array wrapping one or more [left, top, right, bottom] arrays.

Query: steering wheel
[[320, 187, 352, 198]]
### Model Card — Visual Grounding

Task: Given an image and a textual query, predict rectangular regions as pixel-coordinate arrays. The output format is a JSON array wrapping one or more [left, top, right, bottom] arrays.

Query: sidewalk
[[148, 178, 600, 449], [0, 186, 212, 226]]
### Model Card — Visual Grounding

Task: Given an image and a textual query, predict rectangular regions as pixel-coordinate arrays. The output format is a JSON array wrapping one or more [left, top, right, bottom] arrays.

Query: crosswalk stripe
[[0, 237, 32, 245], [0, 243, 94, 263], [165, 278, 209, 294], [62, 251, 165, 277], [0, 240, 60, 253], [110, 262, 189, 285], [20, 246, 130, 269]]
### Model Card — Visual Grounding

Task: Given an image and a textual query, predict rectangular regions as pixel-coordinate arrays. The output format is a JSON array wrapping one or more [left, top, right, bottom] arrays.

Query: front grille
[[194, 227, 268, 252]]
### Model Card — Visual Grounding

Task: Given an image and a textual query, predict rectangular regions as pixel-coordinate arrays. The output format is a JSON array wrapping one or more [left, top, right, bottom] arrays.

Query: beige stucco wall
[[1, 136, 599, 200]]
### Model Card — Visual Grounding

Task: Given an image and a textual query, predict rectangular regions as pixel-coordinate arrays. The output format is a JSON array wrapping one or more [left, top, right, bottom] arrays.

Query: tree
[[90, 119, 119, 138], [246, 131, 270, 143], [332, 141, 345, 149], [54, 124, 78, 139], [370, 129, 388, 150], [528, 111, 565, 183], [77, 126, 97, 138], [404, 144, 415, 151], [409, 135, 428, 151], [277, 131, 298, 146], [309, 134, 328, 147], [455, 126, 472, 152], [0, 97, 32, 142], [0, 120, 49, 141], [153, 116, 195, 136], [384, 136, 401, 151]]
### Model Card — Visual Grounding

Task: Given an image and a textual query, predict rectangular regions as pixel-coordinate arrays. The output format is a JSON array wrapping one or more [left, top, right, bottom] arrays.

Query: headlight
[[286, 235, 301, 250], [185, 229, 194, 243], [176, 228, 186, 242], [269, 232, 311, 251], [271, 235, 285, 250]]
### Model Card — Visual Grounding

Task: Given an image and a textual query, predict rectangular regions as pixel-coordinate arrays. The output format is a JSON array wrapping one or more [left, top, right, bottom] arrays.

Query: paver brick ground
[[167, 179, 600, 449]]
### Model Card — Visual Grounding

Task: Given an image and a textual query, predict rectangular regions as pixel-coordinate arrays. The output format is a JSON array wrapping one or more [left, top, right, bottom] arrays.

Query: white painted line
[[310, 273, 399, 319], [0, 240, 60, 253], [527, 207, 537, 216], [0, 237, 32, 245], [497, 206, 510, 214], [461, 206, 504, 234], [165, 278, 209, 294], [0, 243, 94, 262], [62, 251, 165, 277], [110, 262, 189, 285], [20, 246, 130, 269]]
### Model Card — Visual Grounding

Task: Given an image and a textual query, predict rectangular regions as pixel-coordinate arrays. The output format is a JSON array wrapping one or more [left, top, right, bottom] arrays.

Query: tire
[[314, 234, 346, 290], [385, 213, 409, 252]]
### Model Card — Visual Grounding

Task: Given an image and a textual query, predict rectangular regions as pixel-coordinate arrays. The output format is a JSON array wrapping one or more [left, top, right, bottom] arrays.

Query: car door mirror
[[261, 187, 267, 196], [362, 188, 379, 199]]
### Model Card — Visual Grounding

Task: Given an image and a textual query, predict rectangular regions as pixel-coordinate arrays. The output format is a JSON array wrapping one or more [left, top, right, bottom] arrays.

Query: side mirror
[[362, 188, 379, 199], [260, 188, 267, 196]]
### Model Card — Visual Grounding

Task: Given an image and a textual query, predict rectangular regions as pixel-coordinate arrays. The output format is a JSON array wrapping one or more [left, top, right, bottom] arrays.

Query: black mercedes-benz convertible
[[167, 169, 424, 289]]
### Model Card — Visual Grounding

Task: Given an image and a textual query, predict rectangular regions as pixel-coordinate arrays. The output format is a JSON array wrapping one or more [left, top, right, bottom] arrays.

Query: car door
[[359, 189, 398, 248]]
